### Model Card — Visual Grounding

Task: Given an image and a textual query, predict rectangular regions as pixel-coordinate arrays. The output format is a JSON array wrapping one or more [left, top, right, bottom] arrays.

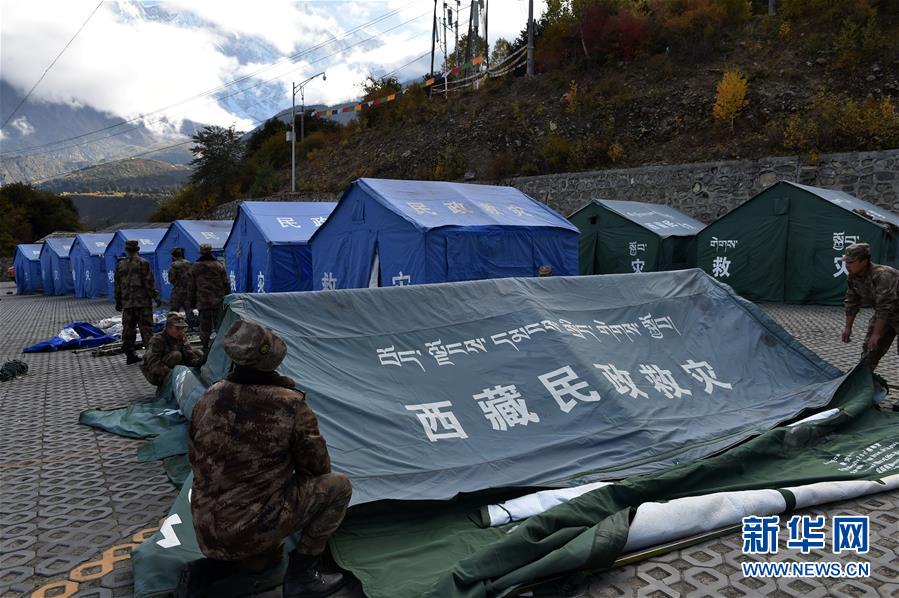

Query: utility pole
[[454, 0, 460, 67], [484, 0, 489, 67], [768, 0, 776, 15], [526, 0, 534, 77], [430, 0, 437, 76], [290, 72, 326, 193]]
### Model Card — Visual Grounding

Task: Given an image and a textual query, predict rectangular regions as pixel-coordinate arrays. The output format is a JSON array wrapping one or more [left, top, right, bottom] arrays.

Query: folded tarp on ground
[[125, 269, 899, 597], [23, 322, 117, 352]]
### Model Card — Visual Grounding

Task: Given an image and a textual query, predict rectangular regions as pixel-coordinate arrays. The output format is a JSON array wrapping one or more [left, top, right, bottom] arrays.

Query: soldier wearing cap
[[537, 265, 553, 277], [841, 242, 899, 370], [188, 243, 231, 352], [115, 239, 162, 365], [185, 320, 352, 597], [140, 312, 204, 387], [168, 247, 194, 325]]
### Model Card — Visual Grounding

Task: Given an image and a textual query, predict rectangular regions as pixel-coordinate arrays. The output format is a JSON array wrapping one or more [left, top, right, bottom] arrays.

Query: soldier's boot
[[283, 553, 346, 598], [174, 558, 216, 598], [125, 351, 141, 365]]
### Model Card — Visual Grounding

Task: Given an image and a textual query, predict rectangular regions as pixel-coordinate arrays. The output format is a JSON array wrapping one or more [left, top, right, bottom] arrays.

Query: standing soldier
[[168, 248, 193, 326], [840, 242, 899, 370], [189, 243, 231, 352], [115, 239, 162, 365]]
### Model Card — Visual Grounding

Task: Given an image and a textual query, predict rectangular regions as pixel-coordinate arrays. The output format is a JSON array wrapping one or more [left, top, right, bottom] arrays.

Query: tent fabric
[[22, 321, 116, 352], [224, 201, 336, 293], [698, 180, 899, 304], [569, 199, 704, 275], [155, 220, 232, 301], [310, 178, 579, 290], [13, 244, 43, 294], [104, 229, 167, 301], [191, 269, 845, 506], [70, 233, 114, 298], [39, 237, 75, 295]]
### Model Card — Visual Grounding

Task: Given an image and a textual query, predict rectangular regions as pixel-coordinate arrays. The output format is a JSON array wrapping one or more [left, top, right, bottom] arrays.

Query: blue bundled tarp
[[155, 220, 232, 301], [104, 229, 167, 301], [23, 322, 116, 353], [70, 233, 114, 298], [13, 244, 43, 294], [39, 237, 75, 296], [224, 201, 336, 293], [310, 178, 579, 290]]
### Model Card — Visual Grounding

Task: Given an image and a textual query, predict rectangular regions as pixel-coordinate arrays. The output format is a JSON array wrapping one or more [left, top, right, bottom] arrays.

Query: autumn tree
[[713, 67, 749, 131]]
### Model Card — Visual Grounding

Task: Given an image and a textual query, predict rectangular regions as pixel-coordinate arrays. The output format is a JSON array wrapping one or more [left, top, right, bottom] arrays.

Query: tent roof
[[16, 244, 43, 261], [42, 237, 74, 258], [578, 199, 704, 237], [112, 229, 166, 253], [340, 178, 578, 233], [168, 220, 232, 250], [237, 201, 337, 245], [784, 181, 899, 229], [73, 233, 114, 257], [99, 221, 170, 232]]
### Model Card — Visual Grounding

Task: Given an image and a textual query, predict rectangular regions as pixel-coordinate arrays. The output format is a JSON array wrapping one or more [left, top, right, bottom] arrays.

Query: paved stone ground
[[0, 283, 897, 597]]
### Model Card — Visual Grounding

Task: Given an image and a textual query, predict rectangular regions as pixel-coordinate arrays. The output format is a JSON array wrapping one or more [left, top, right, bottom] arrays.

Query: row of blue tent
[[15, 179, 583, 299], [15, 177, 897, 302]]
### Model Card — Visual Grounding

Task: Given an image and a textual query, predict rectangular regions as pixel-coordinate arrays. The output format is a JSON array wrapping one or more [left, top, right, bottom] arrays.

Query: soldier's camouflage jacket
[[189, 255, 230, 310], [114, 255, 159, 309], [845, 263, 899, 321], [139, 332, 204, 386], [188, 369, 331, 561], [168, 258, 192, 303]]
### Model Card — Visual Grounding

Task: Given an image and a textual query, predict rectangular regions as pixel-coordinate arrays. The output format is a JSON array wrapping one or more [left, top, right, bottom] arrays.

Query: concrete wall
[[508, 149, 899, 223]]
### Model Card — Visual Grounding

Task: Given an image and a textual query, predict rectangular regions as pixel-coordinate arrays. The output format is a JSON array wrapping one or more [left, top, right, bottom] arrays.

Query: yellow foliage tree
[[713, 68, 748, 131]]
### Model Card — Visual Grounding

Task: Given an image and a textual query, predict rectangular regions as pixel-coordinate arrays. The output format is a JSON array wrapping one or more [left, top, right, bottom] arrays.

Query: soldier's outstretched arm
[[145, 262, 161, 304], [291, 398, 331, 477]]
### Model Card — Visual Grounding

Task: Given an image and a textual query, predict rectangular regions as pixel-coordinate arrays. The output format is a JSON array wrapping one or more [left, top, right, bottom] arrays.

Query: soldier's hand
[[163, 351, 182, 368], [867, 334, 881, 352], [841, 327, 851, 343]]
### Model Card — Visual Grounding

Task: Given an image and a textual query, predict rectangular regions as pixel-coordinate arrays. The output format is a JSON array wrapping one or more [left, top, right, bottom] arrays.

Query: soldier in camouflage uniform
[[186, 320, 352, 597], [841, 242, 899, 370], [140, 312, 204, 386], [188, 243, 231, 352], [115, 239, 162, 365], [167, 248, 194, 326]]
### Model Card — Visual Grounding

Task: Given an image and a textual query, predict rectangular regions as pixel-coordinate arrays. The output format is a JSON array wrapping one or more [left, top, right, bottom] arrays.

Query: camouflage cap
[[165, 312, 189, 328], [843, 242, 871, 262], [223, 320, 287, 372], [171, 247, 184, 257], [199, 243, 213, 254], [124, 239, 140, 251], [537, 265, 553, 277]]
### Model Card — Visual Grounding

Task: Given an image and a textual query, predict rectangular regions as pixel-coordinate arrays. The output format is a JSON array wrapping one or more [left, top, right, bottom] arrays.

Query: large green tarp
[[569, 199, 703, 275], [697, 181, 899, 304]]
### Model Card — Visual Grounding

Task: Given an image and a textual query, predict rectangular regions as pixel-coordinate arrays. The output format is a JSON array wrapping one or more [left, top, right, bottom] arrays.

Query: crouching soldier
[[140, 312, 204, 386], [183, 320, 352, 597]]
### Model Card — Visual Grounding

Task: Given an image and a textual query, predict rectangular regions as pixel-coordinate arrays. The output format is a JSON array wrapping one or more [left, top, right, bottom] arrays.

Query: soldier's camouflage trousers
[[169, 292, 196, 328], [198, 305, 224, 352], [291, 472, 353, 555], [860, 316, 899, 371], [122, 307, 153, 354]]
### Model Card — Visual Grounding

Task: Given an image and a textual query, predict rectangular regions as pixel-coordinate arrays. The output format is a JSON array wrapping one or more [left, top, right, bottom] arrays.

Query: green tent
[[697, 181, 899, 304], [568, 199, 704, 275]]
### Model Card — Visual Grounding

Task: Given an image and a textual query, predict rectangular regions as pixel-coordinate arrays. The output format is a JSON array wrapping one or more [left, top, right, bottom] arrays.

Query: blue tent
[[13, 244, 43, 294], [155, 220, 232, 300], [224, 201, 337, 293], [104, 229, 167, 302], [39, 237, 75, 296], [70, 233, 114, 298], [310, 178, 579, 290]]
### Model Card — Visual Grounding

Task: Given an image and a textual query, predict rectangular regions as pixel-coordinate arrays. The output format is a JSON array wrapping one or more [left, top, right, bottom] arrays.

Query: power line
[[1, 1, 104, 130], [1, 0, 421, 157]]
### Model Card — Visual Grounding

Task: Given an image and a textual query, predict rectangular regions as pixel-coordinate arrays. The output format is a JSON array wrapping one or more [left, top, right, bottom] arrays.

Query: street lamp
[[291, 72, 326, 193]]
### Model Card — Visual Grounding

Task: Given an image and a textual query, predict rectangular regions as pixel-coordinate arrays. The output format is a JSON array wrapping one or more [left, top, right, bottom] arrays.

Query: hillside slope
[[38, 158, 191, 194]]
